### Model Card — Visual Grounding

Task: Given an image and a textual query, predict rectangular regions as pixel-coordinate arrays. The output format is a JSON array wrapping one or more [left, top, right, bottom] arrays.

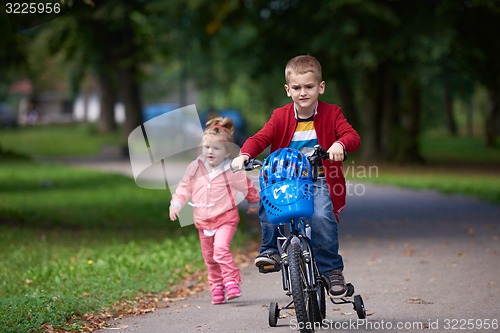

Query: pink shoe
[[211, 285, 225, 305], [225, 281, 241, 300]]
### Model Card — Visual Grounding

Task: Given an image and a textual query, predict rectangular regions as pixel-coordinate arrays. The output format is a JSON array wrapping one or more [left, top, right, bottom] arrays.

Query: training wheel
[[353, 295, 366, 319], [346, 283, 355, 297], [269, 301, 279, 327]]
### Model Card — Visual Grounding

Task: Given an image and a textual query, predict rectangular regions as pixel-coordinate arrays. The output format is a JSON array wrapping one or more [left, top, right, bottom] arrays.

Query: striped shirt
[[289, 103, 324, 177], [289, 114, 318, 156]]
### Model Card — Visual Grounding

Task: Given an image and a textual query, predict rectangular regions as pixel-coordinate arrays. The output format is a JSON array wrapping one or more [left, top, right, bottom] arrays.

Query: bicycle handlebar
[[309, 144, 347, 182], [233, 144, 346, 177], [231, 158, 263, 172], [309, 144, 348, 164]]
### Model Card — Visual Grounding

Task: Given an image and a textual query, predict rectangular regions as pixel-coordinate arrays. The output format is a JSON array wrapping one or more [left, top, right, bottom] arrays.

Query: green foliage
[[364, 166, 500, 204], [352, 132, 500, 204], [0, 227, 206, 333], [0, 124, 119, 157], [0, 161, 208, 332], [5, 0, 500, 161], [420, 133, 500, 165]]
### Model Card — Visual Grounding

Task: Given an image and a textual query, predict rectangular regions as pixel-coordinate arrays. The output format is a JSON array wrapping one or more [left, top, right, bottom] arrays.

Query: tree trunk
[[381, 70, 398, 161], [118, 66, 143, 146], [95, 70, 117, 133], [394, 77, 424, 164], [444, 80, 457, 136], [359, 70, 381, 161], [334, 70, 360, 131], [466, 95, 473, 138], [485, 88, 500, 147]]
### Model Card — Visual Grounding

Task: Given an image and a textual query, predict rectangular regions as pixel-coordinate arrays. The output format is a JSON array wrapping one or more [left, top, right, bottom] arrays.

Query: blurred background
[[1, 0, 498, 161], [1, 1, 499, 332]]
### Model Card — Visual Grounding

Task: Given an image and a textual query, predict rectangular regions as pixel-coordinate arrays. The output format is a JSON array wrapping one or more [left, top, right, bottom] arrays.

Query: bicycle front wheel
[[288, 241, 313, 333]]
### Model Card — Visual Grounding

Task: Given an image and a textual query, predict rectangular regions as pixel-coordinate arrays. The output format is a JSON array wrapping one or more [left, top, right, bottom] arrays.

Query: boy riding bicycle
[[231, 55, 361, 297]]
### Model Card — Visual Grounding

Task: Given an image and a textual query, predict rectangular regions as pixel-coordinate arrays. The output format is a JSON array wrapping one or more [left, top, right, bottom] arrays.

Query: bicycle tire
[[288, 241, 313, 333], [269, 301, 279, 327], [310, 280, 326, 323], [354, 295, 367, 319]]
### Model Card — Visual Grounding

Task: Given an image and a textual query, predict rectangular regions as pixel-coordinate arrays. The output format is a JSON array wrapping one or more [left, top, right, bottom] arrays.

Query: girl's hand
[[231, 155, 249, 170], [169, 206, 180, 221], [327, 142, 345, 162]]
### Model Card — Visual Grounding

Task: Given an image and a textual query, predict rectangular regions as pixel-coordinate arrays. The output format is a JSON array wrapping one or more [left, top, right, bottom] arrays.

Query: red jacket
[[240, 101, 361, 218]]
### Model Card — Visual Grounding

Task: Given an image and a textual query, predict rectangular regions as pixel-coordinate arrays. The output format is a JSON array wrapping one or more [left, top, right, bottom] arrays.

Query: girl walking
[[169, 117, 259, 304]]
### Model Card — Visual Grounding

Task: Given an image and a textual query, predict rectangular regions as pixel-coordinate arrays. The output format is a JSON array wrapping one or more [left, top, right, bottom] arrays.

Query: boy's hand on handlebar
[[231, 155, 249, 170], [327, 142, 345, 162]]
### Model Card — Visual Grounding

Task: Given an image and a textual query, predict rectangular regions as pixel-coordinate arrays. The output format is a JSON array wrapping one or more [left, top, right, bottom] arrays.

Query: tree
[[129, 0, 500, 160], [448, 1, 500, 146], [39, 0, 153, 141]]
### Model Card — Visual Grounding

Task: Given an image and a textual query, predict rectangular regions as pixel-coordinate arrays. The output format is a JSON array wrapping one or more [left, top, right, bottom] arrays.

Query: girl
[[169, 117, 259, 304]]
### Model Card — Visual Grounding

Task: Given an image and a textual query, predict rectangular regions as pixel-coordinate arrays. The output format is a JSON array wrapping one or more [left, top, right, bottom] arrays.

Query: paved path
[[69, 160, 500, 333]]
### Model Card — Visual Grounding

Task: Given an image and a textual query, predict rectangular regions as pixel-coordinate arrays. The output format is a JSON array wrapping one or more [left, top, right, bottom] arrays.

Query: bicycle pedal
[[258, 263, 281, 274]]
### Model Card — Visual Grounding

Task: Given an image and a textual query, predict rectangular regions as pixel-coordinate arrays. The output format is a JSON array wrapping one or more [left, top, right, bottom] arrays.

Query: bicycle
[[243, 145, 366, 333]]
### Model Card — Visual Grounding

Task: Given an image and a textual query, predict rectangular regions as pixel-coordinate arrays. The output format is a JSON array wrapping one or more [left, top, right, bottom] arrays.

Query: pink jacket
[[171, 157, 260, 230], [240, 101, 361, 218]]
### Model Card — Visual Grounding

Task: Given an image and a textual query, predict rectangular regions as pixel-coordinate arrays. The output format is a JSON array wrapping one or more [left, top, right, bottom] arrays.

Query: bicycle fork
[[279, 234, 318, 294]]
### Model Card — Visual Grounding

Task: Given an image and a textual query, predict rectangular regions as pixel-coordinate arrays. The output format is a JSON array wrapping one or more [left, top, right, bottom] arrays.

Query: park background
[[1, 1, 499, 332]]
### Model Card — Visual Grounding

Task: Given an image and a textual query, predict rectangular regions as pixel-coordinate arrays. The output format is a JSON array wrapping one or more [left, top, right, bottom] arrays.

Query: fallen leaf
[[107, 325, 129, 330], [407, 297, 433, 304], [367, 258, 382, 266], [404, 249, 417, 257]]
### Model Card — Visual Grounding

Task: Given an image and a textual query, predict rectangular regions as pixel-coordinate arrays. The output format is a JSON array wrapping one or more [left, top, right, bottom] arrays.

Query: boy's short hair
[[285, 55, 322, 83]]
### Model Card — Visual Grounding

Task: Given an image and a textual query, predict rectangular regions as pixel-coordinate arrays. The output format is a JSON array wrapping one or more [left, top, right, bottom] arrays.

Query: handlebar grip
[[311, 144, 348, 162], [231, 158, 263, 172]]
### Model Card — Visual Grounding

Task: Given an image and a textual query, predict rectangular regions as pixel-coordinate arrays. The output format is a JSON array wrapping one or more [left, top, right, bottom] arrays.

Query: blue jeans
[[259, 179, 343, 276]]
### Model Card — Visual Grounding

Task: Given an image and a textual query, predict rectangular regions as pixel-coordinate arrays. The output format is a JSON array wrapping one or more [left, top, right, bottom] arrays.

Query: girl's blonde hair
[[204, 117, 235, 142], [203, 117, 238, 157]]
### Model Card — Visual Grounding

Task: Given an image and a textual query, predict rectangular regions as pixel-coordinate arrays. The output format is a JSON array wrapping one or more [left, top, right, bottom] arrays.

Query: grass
[[0, 161, 219, 332], [353, 164, 500, 204], [345, 132, 500, 204], [0, 228, 205, 332], [0, 124, 120, 157], [420, 132, 500, 165]]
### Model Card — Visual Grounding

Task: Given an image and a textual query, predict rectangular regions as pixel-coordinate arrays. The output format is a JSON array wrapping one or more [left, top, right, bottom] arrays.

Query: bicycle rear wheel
[[288, 242, 313, 332]]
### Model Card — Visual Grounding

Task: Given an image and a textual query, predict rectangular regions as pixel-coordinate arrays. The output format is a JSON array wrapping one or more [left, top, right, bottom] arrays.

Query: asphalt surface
[[67, 158, 500, 333]]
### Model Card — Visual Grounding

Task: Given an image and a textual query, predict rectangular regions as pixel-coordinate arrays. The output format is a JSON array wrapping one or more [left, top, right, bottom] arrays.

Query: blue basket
[[260, 179, 314, 225]]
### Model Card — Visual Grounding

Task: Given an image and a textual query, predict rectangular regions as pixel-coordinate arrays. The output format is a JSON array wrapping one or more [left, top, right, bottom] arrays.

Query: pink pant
[[198, 223, 241, 290]]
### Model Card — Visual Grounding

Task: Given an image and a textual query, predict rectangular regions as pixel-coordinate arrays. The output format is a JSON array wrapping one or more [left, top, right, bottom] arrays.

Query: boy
[[231, 55, 361, 297]]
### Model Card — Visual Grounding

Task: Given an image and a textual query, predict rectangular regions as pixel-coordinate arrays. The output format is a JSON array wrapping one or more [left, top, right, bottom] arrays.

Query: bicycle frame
[[277, 219, 320, 293]]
